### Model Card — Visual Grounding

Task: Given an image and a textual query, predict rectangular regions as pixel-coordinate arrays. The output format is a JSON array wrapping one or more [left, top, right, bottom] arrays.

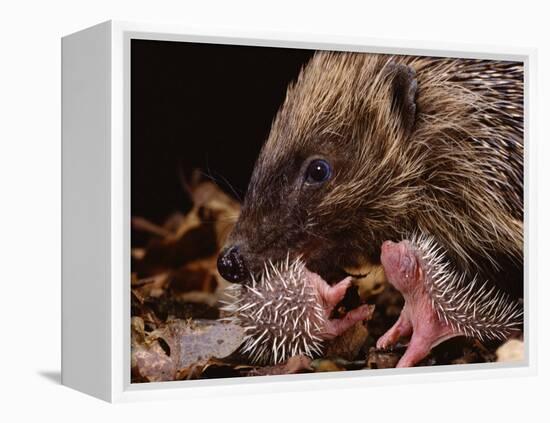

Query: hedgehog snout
[[217, 245, 249, 283], [380, 240, 400, 270]]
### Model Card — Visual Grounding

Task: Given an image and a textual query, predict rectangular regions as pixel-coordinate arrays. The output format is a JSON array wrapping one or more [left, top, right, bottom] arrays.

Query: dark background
[[131, 39, 314, 232]]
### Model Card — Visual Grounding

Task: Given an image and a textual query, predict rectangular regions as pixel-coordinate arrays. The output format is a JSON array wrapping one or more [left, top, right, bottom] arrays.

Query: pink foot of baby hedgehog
[[308, 271, 374, 340], [378, 235, 522, 368]]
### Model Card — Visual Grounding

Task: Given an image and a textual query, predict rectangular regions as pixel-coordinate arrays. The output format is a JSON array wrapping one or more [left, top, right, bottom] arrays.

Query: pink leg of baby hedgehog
[[306, 271, 374, 340], [377, 240, 460, 368]]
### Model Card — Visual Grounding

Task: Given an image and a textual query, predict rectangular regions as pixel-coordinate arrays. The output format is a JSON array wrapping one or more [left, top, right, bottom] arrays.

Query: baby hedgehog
[[378, 233, 523, 367], [221, 257, 373, 365]]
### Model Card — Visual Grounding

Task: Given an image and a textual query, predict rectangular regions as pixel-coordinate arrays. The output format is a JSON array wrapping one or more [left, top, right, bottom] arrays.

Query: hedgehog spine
[[220, 256, 327, 365], [409, 231, 523, 341]]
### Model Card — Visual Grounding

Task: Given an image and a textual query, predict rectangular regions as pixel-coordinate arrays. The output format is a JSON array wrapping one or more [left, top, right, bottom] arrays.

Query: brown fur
[[227, 52, 523, 296]]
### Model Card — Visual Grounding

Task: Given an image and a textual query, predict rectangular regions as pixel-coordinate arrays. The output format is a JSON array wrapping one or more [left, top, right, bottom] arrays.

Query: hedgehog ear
[[386, 62, 418, 135]]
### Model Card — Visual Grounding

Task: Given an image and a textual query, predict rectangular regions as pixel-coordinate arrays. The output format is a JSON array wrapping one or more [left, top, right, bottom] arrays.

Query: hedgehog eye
[[305, 159, 332, 184]]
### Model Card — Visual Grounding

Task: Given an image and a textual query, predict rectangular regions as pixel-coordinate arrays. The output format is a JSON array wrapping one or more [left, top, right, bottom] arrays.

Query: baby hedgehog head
[[220, 256, 326, 365], [409, 231, 523, 341]]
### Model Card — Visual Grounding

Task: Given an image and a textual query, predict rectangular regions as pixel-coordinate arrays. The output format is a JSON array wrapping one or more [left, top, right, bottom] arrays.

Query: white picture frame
[[61, 20, 537, 403]]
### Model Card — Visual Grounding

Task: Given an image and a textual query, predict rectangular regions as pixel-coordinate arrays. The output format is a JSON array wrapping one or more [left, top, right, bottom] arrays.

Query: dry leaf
[[343, 260, 387, 300], [247, 355, 313, 376], [366, 347, 401, 369], [310, 359, 345, 372], [326, 319, 370, 361], [162, 319, 245, 369], [496, 339, 524, 362], [131, 319, 245, 382]]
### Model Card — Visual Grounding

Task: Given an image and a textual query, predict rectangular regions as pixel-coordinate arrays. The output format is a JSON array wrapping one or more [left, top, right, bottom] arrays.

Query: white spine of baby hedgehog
[[221, 256, 373, 365], [409, 232, 523, 340]]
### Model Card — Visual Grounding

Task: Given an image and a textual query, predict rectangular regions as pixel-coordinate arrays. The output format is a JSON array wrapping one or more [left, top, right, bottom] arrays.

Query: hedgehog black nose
[[217, 245, 248, 283]]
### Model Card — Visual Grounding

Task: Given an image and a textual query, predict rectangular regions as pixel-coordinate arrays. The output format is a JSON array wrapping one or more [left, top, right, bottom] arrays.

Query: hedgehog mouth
[[302, 261, 344, 285], [305, 256, 372, 286], [342, 269, 369, 279], [246, 247, 372, 289]]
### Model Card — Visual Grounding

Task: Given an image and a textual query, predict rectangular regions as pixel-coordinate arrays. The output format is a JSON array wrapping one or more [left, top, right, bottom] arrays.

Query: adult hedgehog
[[217, 52, 524, 313]]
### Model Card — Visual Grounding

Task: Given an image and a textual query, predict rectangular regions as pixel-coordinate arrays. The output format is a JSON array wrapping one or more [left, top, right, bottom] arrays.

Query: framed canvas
[[61, 20, 537, 402]]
